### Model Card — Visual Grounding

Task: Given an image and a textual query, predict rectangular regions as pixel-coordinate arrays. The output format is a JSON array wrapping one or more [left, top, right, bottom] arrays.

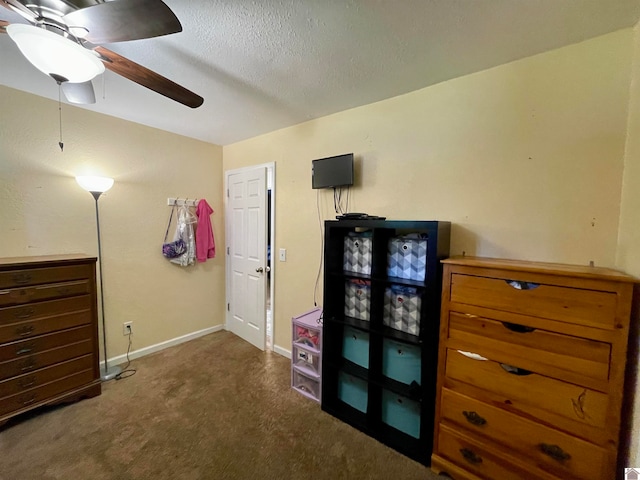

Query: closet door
[[227, 167, 267, 350]]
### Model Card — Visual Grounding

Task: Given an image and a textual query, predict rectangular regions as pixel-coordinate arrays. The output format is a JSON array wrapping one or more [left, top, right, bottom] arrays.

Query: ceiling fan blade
[[94, 45, 203, 108], [0, 0, 37, 23], [61, 81, 96, 105], [63, 0, 181, 44]]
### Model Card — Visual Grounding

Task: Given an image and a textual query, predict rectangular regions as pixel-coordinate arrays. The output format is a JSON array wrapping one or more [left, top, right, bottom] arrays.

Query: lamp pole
[[76, 176, 120, 381], [91, 191, 121, 381]]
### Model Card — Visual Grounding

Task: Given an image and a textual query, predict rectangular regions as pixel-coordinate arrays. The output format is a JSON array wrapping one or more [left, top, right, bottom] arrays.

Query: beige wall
[[618, 23, 640, 467], [224, 29, 633, 351], [0, 86, 226, 359]]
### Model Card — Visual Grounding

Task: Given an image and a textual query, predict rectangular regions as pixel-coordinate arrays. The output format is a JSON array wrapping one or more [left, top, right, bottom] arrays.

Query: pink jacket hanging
[[195, 199, 215, 262]]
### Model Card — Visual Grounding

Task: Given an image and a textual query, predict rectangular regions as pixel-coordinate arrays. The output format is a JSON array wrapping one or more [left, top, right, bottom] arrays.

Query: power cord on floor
[[116, 331, 137, 380]]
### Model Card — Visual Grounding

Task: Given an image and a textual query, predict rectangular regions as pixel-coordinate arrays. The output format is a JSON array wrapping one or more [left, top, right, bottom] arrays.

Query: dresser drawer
[[0, 296, 93, 326], [0, 264, 92, 289], [437, 424, 548, 480], [440, 388, 606, 480], [450, 273, 617, 329], [0, 295, 93, 343], [0, 280, 91, 307], [0, 368, 95, 417], [0, 311, 92, 344], [0, 325, 93, 363], [0, 337, 93, 382], [447, 312, 611, 389], [445, 349, 608, 434], [0, 355, 94, 399]]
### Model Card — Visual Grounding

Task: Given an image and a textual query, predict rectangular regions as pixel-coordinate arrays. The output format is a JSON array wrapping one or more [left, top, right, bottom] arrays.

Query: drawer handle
[[18, 376, 36, 389], [500, 363, 532, 376], [502, 322, 535, 333], [13, 289, 32, 299], [16, 325, 35, 337], [459, 448, 483, 464], [15, 344, 34, 356], [539, 443, 571, 463], [18, 394, 37, 406], [457, 350, 488, 361], [12, 273, 32, 285], [572, 389, 588, 419], [463, 410, 487, 426], [505, 280, 539, 290], [14, 308, 35, 319], [20, 359, 36, 371]]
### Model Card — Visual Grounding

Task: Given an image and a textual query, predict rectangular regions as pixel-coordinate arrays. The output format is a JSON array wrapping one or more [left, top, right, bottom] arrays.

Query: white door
[[227, 168, 267, 350]]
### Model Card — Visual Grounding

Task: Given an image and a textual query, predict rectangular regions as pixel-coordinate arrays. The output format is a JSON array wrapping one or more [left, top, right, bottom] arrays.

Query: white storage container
[[383, 285, 422, 335], [344, 233, 372, 275], [387, 236, 427, 281], [344, 279, 371, 321]]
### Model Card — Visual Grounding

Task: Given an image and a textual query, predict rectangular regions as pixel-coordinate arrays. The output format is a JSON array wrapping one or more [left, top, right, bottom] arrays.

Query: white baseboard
[[273, 344, 291, 359], [103, 324, 225, 367]]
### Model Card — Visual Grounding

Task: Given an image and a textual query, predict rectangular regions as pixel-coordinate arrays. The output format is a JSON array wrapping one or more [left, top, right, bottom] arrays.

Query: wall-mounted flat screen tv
[[312, 153, 354, 189]]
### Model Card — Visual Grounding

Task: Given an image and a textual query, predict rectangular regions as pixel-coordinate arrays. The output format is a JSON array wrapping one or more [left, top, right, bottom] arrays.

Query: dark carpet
[[0, 331, 439, 480]]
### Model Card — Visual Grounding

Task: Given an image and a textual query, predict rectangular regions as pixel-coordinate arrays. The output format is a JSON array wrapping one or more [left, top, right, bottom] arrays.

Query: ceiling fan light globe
[[7, 24, 104, 83]]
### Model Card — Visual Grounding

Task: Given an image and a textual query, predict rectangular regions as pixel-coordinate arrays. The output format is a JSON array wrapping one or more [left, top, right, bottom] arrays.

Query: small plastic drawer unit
[[291, 307, 323, 403], [292, 369, 320, 400]]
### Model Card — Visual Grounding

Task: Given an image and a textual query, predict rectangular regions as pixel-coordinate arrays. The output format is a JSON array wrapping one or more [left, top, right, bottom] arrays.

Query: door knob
[[256, 267, 264, 273]]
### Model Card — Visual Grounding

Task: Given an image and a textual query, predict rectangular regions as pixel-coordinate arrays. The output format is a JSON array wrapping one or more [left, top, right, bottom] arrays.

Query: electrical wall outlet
[[123, 322, 133, 336]]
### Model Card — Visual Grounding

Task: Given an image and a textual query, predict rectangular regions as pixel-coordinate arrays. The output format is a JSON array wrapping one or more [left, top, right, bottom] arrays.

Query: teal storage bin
[[338, 371, 368, 413], [382, 338, 421, 386], [342, 326, 369, 368], [381, 389, 421, 439]]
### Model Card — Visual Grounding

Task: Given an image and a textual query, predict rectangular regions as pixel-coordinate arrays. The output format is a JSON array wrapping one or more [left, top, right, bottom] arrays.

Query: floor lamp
[[76, 175, 122, 381]]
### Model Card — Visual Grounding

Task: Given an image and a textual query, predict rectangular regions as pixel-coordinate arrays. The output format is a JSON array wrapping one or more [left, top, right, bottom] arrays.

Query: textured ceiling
[[1, 0, 639, 146]]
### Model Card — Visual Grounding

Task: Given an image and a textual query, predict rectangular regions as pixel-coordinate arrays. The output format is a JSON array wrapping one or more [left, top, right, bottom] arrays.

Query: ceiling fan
[[0, 0, 203, 108]]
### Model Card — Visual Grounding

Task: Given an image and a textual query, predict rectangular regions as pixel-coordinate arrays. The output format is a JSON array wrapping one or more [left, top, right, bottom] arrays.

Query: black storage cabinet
[[321, 219, 450, 465]]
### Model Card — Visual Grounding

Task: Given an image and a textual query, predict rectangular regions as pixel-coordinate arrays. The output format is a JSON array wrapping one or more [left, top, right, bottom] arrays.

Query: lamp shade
[[7, 24, 105, 83], [76, 176, 114, 193]]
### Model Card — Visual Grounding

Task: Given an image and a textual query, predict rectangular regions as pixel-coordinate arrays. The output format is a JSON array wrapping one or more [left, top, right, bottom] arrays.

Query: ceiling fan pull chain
[[58, 84, 64, 152]]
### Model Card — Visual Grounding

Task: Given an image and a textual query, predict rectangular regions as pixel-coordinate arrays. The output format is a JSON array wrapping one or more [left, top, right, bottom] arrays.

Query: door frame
[[224, 162, 276, 351]]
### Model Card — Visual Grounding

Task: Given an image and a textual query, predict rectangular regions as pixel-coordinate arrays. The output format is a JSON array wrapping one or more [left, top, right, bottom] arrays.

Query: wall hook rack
[[167, 197, 198, 207]]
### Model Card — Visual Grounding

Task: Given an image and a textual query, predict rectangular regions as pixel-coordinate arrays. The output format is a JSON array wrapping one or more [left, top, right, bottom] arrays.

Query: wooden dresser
[[431, 256, 636, 480], [0, 255, 101, 427]]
